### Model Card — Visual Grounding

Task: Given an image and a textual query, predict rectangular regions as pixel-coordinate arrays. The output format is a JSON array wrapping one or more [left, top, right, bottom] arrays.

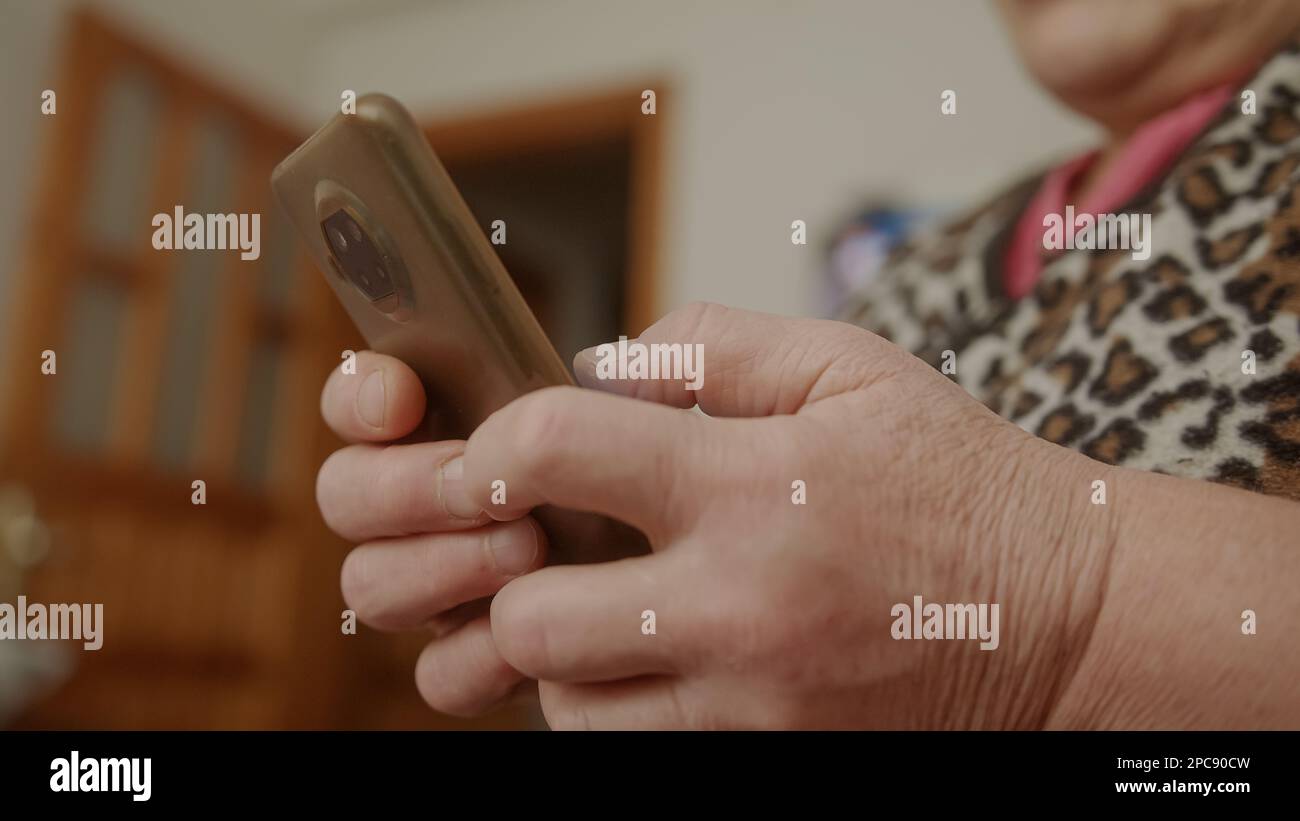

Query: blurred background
[[0, 0, 1096, 729]]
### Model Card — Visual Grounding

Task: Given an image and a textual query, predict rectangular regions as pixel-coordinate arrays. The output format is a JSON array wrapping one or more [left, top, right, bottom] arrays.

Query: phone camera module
[[321, 209, 396, 304]]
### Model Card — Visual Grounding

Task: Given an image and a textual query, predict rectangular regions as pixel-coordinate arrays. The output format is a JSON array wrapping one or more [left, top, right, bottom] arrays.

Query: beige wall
[[0, 0, 1099, 336]]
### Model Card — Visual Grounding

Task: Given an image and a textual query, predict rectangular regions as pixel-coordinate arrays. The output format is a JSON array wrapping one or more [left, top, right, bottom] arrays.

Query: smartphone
[[272, 93, 574, 441], [272, 93, 643, 562]]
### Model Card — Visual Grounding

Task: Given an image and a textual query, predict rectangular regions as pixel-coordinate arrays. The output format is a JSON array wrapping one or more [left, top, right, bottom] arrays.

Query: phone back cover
[[271, 93, 572, 441]]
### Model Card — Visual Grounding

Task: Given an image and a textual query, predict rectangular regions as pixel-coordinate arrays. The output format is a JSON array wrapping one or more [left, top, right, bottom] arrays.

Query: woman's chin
[[1000, 0, 1179, 124]]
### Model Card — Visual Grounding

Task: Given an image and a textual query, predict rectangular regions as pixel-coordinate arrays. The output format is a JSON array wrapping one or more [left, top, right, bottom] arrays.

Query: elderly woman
[[315, 0, 1300, 728]]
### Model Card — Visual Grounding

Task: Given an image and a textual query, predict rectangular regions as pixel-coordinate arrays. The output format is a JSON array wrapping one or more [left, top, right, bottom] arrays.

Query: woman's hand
[[461, 302, 1114, 729], [315, 352, 547, 716]]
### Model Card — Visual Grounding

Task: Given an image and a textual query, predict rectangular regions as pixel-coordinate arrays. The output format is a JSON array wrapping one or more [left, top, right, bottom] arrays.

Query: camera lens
[[329, 227, 349, 253], [320, 209, 396, 304]]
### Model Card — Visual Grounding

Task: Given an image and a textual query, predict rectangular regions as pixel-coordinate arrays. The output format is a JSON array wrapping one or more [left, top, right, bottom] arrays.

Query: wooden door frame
[[0, 8, 314, 517], [2, 9, 353, 730], [422, 84, 668, 337]]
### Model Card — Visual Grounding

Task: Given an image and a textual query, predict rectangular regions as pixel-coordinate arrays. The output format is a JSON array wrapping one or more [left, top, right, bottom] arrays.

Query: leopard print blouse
[[841, 41, 1300, 502]]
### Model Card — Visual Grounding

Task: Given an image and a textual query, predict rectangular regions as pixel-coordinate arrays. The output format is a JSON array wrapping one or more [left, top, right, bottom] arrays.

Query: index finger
[[320, 351, 426, 443], [457, 385, 711, 545]]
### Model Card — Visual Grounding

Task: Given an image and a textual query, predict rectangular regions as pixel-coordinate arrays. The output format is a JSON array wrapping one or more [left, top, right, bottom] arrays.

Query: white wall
[[0, 0, 1099, 336]]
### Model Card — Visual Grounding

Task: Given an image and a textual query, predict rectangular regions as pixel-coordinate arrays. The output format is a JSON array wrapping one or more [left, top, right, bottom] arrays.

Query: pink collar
[[1003, 84, 1236, 300]]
